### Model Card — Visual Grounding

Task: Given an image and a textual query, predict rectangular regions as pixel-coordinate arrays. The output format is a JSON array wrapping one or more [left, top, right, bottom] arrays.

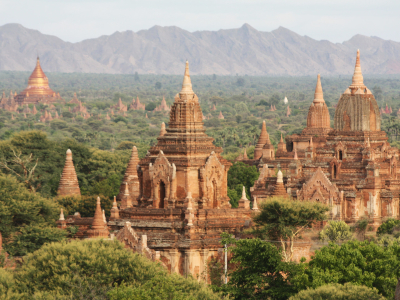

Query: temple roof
[[349, 50, 366, 90], [21, 57, 56, 96]]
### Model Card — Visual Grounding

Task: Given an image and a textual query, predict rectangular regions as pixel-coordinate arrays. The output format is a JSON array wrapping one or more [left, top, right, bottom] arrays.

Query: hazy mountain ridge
[[1, 23, 400, 75]]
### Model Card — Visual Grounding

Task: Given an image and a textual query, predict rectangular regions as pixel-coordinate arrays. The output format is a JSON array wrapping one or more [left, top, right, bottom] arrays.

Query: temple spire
[[313, 74, 324, 103], [180, 61, 194, 95], [117, 146, 140, 204], [350, 49, 365, 88], [92, 197, 105, 230], [57, 149, 81, 197], [160, 122, 166, 136]]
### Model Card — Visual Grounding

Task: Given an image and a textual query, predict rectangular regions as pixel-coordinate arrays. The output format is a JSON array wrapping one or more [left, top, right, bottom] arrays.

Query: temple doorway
[[159, 181, 165, 208], [212, 181, 217, 208]]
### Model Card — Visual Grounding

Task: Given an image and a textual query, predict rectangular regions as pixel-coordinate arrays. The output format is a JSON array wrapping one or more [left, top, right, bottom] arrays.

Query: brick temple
[[57, 61, 253, 277], [249, 50, 399, 228]]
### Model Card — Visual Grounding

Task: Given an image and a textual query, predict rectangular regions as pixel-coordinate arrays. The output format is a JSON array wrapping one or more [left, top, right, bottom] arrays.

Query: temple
[[154, 96, 170, 111], [130, 96, 146, 110], [250, 50, 399, 228], [57, 61, 252, 277], [57, 149, 81, 197], [14, 57, 63, 106]]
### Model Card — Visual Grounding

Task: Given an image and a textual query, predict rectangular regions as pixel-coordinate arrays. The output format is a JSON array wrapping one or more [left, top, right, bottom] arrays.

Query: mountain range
[[1, 23, 400, 76]]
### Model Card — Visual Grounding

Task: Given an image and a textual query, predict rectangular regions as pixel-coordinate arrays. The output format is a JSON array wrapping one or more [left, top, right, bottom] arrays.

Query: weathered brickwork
[[250, 50, 400, 229]]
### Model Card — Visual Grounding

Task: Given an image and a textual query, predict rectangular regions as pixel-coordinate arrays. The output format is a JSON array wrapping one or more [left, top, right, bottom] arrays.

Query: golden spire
[[21, 56, 55, 96], [313, 74, 324, 103], [350, 49, 365, 88], [180, 61, 194, 95]]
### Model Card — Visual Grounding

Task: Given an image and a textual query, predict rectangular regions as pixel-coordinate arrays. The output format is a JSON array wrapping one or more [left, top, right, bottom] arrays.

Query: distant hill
[[1, 23, 400, 75]]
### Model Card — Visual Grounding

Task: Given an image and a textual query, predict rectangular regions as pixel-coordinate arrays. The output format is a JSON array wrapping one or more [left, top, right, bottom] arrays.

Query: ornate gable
[[149, 150, 176, 186], [199, 151, 226, 208], [297, 167, 340, 204]]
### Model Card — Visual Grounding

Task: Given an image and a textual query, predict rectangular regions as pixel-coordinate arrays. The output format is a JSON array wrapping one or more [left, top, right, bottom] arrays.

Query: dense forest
[[1, 71, 400, 157]]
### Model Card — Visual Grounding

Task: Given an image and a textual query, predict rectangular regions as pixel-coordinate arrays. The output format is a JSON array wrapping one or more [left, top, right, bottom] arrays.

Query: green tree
[[155, 82, 162, 89], [319, 220, 353, 243], [227, 162, 258, 206], [7, 225, 67, 257], [0, 174, 61, 255], [377, 218, 400, 235], [295, 240, 400, 298], [235, 78, 245, 87], [253, 197, 328, 262], [221, 237, 299, 300], [15, 239, 220, 299], [134, 72, 140, 82], [56, 195, 113, 218], [289, 283, 385, 300]]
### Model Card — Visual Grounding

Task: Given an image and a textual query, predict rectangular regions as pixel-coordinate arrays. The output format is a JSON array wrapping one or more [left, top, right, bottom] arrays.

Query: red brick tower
[[57, 149, 81, 197]]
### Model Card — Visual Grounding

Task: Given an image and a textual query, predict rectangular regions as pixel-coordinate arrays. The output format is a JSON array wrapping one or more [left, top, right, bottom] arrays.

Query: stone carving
[[149, 150, 176, 207]]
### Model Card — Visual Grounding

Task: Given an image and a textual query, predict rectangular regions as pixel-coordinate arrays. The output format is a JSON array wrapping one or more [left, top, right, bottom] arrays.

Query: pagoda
[[130, 96, 146, 110], [108, 61, 253, 277], [14, 57, 63, 105], [154, 96, 170, 111], [250, 50, 400, 228]]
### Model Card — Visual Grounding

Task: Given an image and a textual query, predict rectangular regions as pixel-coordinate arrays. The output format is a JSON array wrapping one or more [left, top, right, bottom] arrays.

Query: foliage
[[14, 239, 220, 299], [0, 131, 132, 198], [355, 217, 370, 240], [0, 174, 62, 255], [289, 283, 385, 300], [56, 195, 113, 218], [227, 162, 258, 207], [220, 237, 299, 300], [108, 276, 222, 300], [294, 240, 400, 299], [319, 221, 353, 243], [253, 197, 328, 262], [7, 225, 67, 257], [377, 218, 400, 236], [207, 257, 224, 287]]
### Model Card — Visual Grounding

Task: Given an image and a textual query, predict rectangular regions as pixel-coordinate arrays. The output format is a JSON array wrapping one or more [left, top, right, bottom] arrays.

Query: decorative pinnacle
[[59, 209, 65, 221], [241, 186, 248, 200], [280, 133, 284, 143], [113, 196, 118, 208], [124, 182, 129, 195], [351, 49, 364, 87], [66, 149, 72, 161], [277, 170, 283, 183], [180, 60, 194, 94], [160, 122, 166, 136], [252, 197, 259, 210], [294, 148, 298, 160], [313, 74, 324, 103]]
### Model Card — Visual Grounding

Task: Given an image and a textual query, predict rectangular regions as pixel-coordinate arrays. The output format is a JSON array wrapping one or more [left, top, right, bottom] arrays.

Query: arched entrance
[[158, 181, 165, 208], [333, 165, 337, 179], [212, 180, 217, 208]]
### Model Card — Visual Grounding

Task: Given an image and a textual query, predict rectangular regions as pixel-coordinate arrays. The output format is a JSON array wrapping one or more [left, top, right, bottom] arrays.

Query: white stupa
[[283, 96, 288, 104]]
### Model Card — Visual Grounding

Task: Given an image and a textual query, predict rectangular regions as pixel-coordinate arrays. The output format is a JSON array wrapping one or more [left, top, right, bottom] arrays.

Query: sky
[[0, 0, 399, 43]]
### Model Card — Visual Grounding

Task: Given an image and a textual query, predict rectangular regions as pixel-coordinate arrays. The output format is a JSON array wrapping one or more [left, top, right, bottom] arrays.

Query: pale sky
[[0, 0, 399, 43]]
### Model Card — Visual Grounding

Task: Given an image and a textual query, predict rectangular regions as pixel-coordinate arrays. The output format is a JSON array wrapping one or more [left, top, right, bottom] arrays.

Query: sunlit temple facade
[[250, 50, 399, 228]]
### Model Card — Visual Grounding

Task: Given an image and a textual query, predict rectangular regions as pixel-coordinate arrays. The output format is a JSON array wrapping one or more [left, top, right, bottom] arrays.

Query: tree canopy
[[253, 197, 328, 261], [0, 174, 65, 256], [9, 239, 220, 299], [294, 240, 400, 299], [289, 283, 385, 300]]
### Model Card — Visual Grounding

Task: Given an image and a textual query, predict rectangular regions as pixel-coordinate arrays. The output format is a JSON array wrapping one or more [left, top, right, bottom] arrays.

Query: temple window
[[339, 150, 343, 160]]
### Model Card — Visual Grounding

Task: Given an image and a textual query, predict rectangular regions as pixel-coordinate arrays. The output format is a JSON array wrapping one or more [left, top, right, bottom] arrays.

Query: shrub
[[289, 283, 385, 300]]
